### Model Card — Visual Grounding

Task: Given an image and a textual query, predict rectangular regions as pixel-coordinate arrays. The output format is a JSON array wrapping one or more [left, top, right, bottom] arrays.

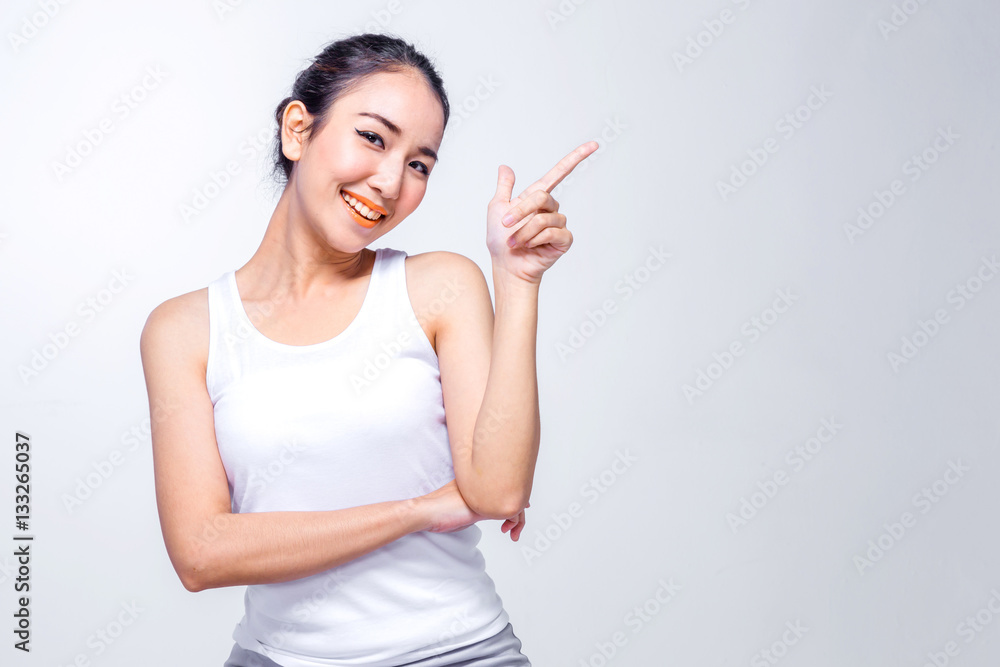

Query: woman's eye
[[355, 128, 384, 147], [410, 161, 429, 175]]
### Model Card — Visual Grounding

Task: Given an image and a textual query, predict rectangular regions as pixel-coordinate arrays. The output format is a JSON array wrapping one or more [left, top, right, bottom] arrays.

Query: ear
[[281, 100, 312, 163]]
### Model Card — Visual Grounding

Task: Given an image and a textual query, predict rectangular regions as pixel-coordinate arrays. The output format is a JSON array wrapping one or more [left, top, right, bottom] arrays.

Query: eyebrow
[[357, 112, 439, 163]]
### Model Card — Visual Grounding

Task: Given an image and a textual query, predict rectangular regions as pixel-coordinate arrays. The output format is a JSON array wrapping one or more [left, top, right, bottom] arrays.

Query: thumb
[[493, 164, 515, 203]]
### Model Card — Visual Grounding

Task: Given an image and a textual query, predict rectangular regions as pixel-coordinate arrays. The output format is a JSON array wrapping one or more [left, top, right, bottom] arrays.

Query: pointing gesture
[[487, 141, 599, 284]]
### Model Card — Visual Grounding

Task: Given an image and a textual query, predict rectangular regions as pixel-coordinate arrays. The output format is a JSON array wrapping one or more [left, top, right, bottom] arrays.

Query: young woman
[[139, 33, 596, 666]]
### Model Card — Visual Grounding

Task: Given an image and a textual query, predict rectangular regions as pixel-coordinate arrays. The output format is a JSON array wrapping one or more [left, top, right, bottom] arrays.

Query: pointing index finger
[[514, 140, 599, 201]]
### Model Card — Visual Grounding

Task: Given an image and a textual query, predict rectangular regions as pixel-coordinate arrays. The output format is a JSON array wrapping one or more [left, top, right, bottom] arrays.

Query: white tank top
[[205, 247, 510, 666]]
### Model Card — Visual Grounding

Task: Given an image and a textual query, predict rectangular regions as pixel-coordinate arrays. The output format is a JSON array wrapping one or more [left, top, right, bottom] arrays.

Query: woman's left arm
[[438, 142, 598, 523]]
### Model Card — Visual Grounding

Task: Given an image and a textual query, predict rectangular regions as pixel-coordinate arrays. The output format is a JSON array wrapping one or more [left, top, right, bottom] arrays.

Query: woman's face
[[284, 68, 445, 254]]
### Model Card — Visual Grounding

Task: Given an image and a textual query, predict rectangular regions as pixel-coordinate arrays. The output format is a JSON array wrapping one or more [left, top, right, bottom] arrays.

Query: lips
[[340, 188, 387, 228]]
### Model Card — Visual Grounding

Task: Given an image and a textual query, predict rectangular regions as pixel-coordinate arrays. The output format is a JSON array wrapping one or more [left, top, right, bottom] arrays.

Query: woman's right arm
[[139, 293, 472, 593]]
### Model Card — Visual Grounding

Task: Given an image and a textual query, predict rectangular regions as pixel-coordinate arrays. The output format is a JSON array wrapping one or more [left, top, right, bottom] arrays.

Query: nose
[[367, 157, 404, 202]]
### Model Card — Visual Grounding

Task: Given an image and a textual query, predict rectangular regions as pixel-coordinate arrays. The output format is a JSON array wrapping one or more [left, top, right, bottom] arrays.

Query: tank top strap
[[205, 268, 247, 404], [205, 247, 435, 404], [373, 247, 439, 364]]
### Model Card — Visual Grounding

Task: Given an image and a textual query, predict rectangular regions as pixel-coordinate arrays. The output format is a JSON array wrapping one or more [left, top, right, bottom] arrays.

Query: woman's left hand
[[500, 502, 530, 542], [487, 141, 599, 284]]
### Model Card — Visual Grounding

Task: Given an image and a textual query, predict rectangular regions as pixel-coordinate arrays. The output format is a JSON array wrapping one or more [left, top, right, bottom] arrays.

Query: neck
[[238, 182, 374, 299]]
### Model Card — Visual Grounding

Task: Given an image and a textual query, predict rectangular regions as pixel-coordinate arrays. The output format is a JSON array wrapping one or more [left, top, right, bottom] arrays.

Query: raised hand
[[487, 141, 599, 284]]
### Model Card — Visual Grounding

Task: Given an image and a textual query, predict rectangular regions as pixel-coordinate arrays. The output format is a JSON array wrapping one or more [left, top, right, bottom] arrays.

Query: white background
[[2, 0, 999, 665]]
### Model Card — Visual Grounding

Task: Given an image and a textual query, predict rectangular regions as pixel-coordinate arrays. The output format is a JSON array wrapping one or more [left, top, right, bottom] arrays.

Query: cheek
[[400, 181, 428, 213], [314, 137, 371, 182]]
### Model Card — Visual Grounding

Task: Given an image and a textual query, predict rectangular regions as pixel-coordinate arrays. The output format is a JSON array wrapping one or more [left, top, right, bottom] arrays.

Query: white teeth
[[341, 191, 383, 221]]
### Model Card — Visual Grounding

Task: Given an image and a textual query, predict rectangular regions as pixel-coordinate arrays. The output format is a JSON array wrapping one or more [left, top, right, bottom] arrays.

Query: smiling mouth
[[340, 189, 387, 226]]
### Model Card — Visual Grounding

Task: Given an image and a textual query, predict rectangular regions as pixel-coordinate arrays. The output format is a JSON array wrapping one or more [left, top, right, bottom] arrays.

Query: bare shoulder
[[402, 251, 493, 354], [139, 286, 210, 374]]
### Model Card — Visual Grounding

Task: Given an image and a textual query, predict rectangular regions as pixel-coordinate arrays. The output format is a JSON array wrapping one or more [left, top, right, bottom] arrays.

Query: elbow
[[467, 488, 530, 521], [174, 554, 206, 593], [172, 538, 216, 593], [504, 493, 531, 519], [178, 561, 210, 593], [172, 511, 239, 592], [455, 462, 531, 519], [180, 572, 204, 593]]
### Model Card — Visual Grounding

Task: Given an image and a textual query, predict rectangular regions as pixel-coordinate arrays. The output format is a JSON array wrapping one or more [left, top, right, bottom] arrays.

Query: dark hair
[[271, 33, 450, 186]]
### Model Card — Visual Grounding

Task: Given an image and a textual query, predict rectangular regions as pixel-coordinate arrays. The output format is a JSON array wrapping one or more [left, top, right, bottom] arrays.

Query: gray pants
[[223, 622, 531, 666]]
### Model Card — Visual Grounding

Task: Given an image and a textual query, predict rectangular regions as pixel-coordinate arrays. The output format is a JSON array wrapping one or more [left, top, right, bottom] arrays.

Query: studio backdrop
[[2, 0, 999, 665]]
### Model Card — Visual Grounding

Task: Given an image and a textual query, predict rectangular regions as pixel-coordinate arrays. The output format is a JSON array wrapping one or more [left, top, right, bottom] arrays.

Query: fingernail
[[502, 213, 515, 226], [507, 235, 517, 247]]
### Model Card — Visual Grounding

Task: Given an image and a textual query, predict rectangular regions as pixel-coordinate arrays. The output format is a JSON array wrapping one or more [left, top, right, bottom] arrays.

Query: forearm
[[466, 266, 541, 517], [182, 498, 427, 592]]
